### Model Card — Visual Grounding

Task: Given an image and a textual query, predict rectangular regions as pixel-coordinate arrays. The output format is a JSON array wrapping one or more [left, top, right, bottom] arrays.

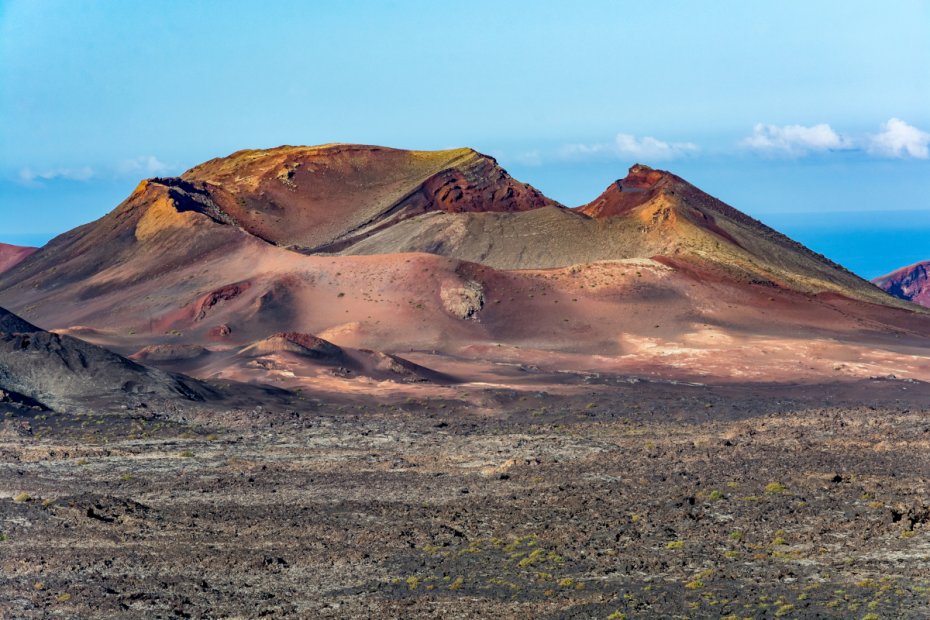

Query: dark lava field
[[2, 379, 929, 619]]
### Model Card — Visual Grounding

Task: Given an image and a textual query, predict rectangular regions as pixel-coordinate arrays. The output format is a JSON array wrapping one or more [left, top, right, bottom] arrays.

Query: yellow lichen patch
[[135, 194, 200, 241], [408, 146, 478, 169], [129, 179, 151, 199]]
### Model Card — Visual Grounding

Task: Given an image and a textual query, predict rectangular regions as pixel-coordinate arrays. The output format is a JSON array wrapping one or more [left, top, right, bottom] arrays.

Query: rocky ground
[[1, 378, 930, 619]]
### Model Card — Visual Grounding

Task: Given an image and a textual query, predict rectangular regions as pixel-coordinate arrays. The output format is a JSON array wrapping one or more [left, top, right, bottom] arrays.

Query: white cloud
[[561, 133, 698, 161], [741, 123, 852, 156], [117, 155, 173, 177], [16, 154, 176, 187], [867, 118, 929, 159], [18, 166, 95, 184]]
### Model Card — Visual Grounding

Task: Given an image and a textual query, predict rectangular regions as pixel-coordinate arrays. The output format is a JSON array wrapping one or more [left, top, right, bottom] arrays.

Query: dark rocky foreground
[[2, 380, 930, 619]]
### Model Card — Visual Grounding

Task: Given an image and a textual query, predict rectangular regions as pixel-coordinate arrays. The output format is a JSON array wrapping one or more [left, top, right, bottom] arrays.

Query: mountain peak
[[624, 163, 670, 188], [576, 164, 675, 218], [172, 143, 560, 251], [873, 260, 930, 307], [179, 144, 506, 191]]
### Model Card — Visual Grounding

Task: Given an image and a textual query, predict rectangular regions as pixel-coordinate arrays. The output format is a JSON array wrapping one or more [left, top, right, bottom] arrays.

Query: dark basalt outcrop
[[0, 307, 215, 411]]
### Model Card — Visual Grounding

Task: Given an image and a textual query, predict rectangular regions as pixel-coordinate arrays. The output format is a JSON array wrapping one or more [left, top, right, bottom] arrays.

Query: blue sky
[[2, 0, 928, 278]]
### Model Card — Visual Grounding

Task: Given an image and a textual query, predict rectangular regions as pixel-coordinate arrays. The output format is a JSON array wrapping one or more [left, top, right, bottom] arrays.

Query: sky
[[1, 0, 928, 279]]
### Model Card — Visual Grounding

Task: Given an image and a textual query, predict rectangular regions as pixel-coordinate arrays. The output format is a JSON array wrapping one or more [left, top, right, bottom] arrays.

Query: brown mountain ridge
[[1, 144, 928, 392]]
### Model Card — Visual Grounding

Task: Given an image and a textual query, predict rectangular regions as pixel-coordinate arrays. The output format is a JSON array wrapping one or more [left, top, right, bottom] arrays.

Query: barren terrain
[[2, 377, 930, 619]]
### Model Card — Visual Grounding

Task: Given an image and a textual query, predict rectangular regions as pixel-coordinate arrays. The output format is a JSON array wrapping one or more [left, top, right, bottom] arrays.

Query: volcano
[[1, 144, 927, 391]]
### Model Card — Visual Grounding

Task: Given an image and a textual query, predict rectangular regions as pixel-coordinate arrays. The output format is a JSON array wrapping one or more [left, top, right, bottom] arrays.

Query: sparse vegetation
[[765, 481, 787, 494]]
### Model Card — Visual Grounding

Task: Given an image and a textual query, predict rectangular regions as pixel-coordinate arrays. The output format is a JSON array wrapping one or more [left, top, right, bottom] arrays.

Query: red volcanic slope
[[873, 261, 930, 307], [576, 164, 668, 218], [0, 243, 38, 274]]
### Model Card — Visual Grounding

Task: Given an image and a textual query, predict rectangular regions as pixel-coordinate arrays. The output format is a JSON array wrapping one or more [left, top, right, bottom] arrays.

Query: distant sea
[[762, 211, 930, 281]]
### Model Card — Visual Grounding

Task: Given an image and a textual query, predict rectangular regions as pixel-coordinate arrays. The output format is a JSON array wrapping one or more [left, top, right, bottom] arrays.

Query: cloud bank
[[17, 155, 177, 186], [561, 133, 698, 162], [741, 123, 853, 156], [742, 119, 929, 159], [18, 166, 95, 184], [117, 155, 173, 177]]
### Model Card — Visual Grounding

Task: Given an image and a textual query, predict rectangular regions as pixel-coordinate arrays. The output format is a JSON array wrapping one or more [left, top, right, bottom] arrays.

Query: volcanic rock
[[0, 307, 215, 411]]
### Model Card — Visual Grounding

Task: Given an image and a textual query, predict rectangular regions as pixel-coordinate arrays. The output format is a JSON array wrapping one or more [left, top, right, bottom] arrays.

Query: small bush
[[517, 549, 545, 568]]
